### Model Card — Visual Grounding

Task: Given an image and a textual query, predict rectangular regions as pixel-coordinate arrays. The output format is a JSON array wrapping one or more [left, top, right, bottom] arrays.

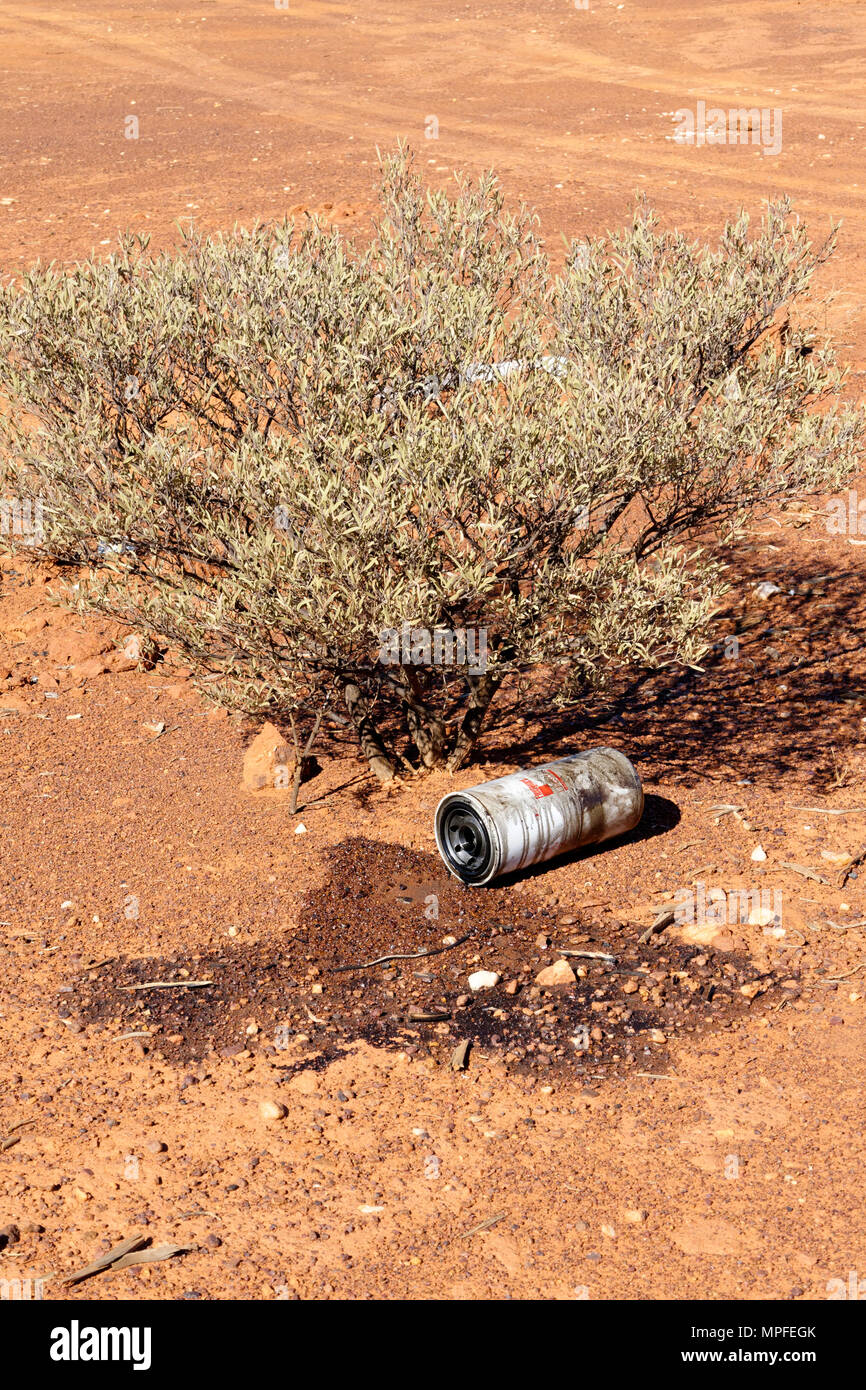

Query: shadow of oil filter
[[434, 748, 643, 885]]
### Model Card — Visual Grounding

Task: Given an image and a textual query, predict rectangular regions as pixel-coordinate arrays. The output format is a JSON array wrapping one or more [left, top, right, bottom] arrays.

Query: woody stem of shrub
[[342, 680, 396, 784]]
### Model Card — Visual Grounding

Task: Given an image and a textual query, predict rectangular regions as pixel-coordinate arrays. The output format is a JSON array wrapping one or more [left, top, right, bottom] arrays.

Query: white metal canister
[[434, 748, 643, 885]]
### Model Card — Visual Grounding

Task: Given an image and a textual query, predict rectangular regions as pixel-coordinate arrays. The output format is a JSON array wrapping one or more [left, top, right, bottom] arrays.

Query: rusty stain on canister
[[434, 748, 643, 885]]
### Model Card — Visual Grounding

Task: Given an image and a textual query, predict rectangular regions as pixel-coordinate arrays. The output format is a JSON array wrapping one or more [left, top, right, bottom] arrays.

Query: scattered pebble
[[535, 959, 576, 988], [748, 905, 776, 926], [258, 1100, 288, 1123], [740, 981, 766, 1000], [468, 971, 500, 991], [0, 1224, 20, 1250]]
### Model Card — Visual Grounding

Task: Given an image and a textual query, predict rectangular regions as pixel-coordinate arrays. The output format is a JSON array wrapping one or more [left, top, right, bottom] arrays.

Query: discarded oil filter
[[434, 748, 643, 885]]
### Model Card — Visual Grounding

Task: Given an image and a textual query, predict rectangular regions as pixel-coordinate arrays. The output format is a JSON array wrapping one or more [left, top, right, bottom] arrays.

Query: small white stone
[[748, 905, 776, 926], [468, 970, 500, 991], [294, 822, 307, 835], [754, 581, 782, 600], [751, 845, 767, 862], [258, 1100, 288, 1123]]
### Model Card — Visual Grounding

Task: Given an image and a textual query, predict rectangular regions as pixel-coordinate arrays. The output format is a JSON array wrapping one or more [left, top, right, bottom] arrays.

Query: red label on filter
[[519, 777, 554, 799]]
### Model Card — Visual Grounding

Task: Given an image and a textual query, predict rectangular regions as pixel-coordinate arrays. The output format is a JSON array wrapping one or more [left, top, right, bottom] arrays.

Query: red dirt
[[1, 0, 866, 1304]]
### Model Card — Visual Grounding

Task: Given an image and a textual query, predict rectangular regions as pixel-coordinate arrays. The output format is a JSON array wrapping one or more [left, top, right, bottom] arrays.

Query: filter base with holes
[[436, 798, 496, 884]]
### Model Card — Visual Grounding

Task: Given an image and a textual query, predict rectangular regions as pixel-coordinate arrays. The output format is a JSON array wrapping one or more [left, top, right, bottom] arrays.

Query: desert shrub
[[0, 149, 862, 783]]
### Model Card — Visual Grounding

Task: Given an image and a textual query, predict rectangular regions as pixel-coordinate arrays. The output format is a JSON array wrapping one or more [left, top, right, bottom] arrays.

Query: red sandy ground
[[0, 0, 865, 1301]]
